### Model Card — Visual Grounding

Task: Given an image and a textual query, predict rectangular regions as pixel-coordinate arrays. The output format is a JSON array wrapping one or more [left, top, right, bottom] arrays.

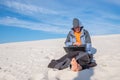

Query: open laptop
[[64, 45, 86, 53]]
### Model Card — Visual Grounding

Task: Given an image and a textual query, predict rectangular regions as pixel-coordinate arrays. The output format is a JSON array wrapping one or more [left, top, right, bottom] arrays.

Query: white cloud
[[0, 0, 120, 36], [2, 1, 58, 15], [105, 0, 120, 5], [83, 17, 120, 35], [0, 17, 68, 34], [87, 7, 120, 21]]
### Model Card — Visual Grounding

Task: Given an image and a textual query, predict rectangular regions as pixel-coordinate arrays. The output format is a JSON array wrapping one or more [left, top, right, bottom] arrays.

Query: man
[[65, 18, 97, 69]]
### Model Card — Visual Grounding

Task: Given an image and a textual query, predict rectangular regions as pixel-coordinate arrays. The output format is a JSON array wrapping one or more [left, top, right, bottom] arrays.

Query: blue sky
[[0, 0, 120, 43]]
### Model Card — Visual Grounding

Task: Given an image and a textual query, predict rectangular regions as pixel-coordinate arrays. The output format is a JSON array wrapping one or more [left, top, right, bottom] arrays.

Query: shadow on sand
[[74, 68, 94, 80], [74, 47, 97, 80]]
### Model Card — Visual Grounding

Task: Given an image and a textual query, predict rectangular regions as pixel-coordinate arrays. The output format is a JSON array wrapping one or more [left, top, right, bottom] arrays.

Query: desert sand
[[0, 34, 120, 80]]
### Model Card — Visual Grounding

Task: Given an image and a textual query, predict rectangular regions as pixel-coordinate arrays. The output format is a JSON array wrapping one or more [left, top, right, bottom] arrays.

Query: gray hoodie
[[65, 27, 92, 54]]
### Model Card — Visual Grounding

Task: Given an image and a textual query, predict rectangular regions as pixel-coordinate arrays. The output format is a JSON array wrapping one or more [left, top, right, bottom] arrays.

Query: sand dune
[[0, 34, 120, 80]]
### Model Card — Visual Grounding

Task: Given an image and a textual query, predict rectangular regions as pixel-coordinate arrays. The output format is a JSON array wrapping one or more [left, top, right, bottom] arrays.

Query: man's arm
[[84, 30, 92, 54], [84, 30, 91, 43], [65, 32, 73, 47]]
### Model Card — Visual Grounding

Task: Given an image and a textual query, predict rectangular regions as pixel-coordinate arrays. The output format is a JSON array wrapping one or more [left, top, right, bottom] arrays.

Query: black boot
[[88, 62, 97, 67], [88, 54, 97, 67]]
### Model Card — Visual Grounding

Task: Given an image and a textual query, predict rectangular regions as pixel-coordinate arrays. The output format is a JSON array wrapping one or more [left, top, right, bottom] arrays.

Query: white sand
[[0, 34, 120, 80]]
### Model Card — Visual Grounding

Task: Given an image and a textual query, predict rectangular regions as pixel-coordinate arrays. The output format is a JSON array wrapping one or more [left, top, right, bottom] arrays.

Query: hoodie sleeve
[[84, 30, 92, 54], [65, 32, 73, 47]]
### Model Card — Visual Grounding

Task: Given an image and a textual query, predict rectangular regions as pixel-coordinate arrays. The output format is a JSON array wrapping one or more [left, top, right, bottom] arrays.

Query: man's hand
[[73, 42, 81, 46]]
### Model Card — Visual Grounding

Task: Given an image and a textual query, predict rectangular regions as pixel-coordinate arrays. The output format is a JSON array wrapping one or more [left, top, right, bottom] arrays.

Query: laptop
[[64, 45, 86, 53]]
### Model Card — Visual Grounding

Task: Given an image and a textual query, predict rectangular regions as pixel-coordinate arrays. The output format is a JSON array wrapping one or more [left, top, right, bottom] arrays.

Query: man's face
[[74, 26, 80, 32]]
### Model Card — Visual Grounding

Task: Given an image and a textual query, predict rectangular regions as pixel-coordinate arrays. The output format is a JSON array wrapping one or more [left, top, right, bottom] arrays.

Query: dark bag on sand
[[48, 51, 91, 70]]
